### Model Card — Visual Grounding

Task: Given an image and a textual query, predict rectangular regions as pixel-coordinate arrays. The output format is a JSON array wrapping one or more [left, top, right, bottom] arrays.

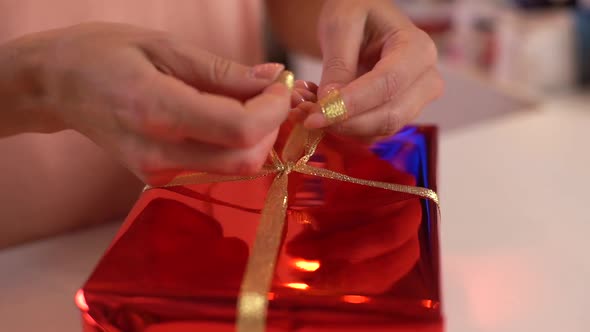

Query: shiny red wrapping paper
[[77, 125, 442, 332]]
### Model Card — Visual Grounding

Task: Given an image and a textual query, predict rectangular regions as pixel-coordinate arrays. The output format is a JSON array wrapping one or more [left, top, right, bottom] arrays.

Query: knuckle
[[323, 56, 355, 77], [147, 34, 174, 52], [141, 34, 173, 58], [210, 55, 232, 83], [130, 102, 154, 133], [416, 29, 438, 64], [160, 110, 184, 136], [120, 76, 157, 131], [132, 105, 164, 134], [381, 71, 400, 102], [344, 94, 360, 115], [390, 28, 413, 47], [332, 120, 355, 136], [379, 111, 401, 137], [124, 88, 184, 137]]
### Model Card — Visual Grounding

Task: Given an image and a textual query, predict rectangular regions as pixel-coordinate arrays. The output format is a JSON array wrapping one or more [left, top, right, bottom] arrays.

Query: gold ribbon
[[145, 71, 439, 332]]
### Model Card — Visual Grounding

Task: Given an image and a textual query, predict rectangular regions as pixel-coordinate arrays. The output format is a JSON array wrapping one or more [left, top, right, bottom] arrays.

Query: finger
[[286, 198, 422, 263], [292, 90, 306, 107], [294, 80, 318, 94], [292, 80, 318, 107], [290, 101, 316, 123], [305, 29, 438, 129], [296, 87, 318, 103], [128, 129, 279, 186], [329, 67, 444, 137], [292, 88, 317, 108], [140, 37, 284, 100], [129, 73, 290, 148], [309, 236, 420, 294], [317, 10, 365, 99]]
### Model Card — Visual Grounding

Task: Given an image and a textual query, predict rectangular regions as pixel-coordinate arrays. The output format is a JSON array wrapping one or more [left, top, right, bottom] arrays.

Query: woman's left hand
[[296, 0, 444, 142]]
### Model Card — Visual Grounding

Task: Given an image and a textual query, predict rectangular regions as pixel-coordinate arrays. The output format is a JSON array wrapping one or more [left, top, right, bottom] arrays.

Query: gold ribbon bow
[[146, 71, 439, 332]]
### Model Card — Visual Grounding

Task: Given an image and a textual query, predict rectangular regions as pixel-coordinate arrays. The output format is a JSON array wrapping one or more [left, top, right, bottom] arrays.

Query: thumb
[[198, 57, 286, 99], [318, 14, 365, 99], [142, 37, 284, 100]]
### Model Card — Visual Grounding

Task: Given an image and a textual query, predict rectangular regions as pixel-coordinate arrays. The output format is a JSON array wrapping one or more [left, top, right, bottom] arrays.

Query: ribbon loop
[[282, 161, 295, 174]]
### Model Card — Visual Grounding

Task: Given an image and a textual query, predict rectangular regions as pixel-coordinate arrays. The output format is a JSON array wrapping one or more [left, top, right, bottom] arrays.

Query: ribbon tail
[[295, 164, 440, 206], [237, 171, 289, 332]]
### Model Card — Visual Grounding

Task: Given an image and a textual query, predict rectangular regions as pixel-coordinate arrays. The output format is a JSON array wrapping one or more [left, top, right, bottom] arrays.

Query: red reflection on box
[[78, 126, 442, 331]]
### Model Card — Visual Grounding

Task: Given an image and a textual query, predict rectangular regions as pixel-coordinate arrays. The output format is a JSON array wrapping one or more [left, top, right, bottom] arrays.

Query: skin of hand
[[267, 0, 444, 142], [0, 22, 292, 186]]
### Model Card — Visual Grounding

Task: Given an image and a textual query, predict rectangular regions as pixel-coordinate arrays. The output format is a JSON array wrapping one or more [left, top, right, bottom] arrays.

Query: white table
[[438, 94, 590, 332], [1, 86, 589, 331]]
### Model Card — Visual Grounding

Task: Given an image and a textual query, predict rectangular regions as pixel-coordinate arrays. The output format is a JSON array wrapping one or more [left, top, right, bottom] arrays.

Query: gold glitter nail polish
[[319, 89, 348, 123], [275, 70, 294, 92]]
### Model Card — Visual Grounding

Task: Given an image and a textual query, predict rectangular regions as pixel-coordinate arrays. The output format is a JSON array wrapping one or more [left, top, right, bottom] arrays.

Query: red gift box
[[76, 125, 442, 332]]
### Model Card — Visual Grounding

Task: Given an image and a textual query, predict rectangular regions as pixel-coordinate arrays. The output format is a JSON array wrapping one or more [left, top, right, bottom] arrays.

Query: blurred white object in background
[[493, 8, 577, 95], [450, 0, 502, 72]]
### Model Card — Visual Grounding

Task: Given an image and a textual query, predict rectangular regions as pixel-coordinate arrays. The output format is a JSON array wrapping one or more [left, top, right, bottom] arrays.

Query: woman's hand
[[0, 22, 291, 185], [310, 0, 443, 141], [269, 0, 443, 142]]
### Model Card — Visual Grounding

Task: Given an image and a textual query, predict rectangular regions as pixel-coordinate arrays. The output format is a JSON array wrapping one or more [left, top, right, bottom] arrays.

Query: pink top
[[0, 0, 264, 64], [0, 0, 267, 247]]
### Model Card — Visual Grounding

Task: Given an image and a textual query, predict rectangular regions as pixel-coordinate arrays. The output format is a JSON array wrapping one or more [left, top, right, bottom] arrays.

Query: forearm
[[0, 131, 142, 249], [266, 0, 325, 57], [0, 33, 63, 138], [0, 31, 142, 248]]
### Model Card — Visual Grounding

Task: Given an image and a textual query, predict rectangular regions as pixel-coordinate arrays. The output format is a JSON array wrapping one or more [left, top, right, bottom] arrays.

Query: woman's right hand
[[0, 22, 291, 185]]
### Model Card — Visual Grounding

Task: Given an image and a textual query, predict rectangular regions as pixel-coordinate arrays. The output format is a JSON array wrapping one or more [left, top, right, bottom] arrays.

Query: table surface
[[1, 90, 589, 331]]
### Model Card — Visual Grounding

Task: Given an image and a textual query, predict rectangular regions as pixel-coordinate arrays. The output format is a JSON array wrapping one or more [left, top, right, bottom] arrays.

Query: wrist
[[0, 33, 65, 137]]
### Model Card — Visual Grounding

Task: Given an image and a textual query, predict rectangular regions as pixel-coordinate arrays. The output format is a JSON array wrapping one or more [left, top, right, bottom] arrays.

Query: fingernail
[[295, 80, 307, 89], [275, 70, 294, 91], [292, 90, 306, 105], [315, 89, 348, 126], [250, 63, 285, 80], [319, 83, 342, 99], [295, 80, 319, 92], [304, 81, 319, 92], [298, 89, 317, 102]]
